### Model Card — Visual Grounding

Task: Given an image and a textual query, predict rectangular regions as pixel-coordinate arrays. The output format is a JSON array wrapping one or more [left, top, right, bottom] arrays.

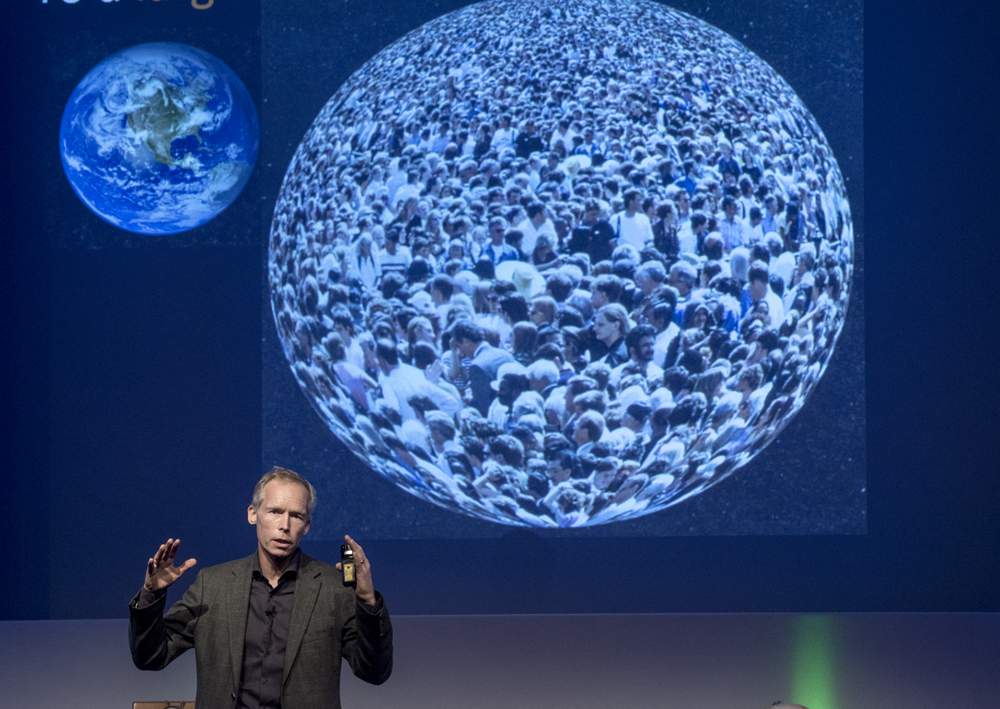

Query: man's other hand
[[144, 537, 197, 592], [336, 534, 376, 606]]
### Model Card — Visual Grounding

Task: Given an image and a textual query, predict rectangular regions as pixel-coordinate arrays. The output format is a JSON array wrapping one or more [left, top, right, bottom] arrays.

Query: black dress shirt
[[237, 553, 300, 709]]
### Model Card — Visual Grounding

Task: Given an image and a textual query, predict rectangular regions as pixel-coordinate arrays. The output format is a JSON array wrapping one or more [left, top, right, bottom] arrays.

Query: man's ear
[[247, 504, 257, 526]]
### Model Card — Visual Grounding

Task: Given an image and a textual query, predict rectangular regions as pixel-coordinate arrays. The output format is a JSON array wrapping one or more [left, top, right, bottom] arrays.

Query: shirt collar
[[251, 548, 301, 582]]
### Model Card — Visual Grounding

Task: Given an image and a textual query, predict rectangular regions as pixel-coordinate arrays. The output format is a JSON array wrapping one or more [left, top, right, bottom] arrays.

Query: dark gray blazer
[[129, 553, 392, 709]]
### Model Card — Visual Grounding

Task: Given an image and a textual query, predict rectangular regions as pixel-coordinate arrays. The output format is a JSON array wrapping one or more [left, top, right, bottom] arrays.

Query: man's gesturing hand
[[336, 534, 376, 606], [144, 538, 197, 592]]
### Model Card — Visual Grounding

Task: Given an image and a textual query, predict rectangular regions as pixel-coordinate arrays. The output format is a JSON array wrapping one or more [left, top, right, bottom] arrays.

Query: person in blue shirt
[[482, 217, 520, 265], [717, 140, 741, 180], [674, 159, 698, 195]]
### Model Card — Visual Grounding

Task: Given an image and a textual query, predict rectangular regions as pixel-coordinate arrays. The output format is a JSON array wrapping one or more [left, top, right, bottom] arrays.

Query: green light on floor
[[790, 615, 838, 709]]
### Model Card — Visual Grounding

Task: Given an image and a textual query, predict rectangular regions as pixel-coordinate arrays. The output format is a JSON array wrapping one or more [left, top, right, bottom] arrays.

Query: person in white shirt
[[572, 410, 606, 457], [425, 411, 461, 472], [429, 274, 457, 328], [349, 234, 381, 292], [332, 309, 368, 372], [375, 340, 461, 422], [746, 205, 765, 244], [741, 260, 785, 326], [737, 176, 757, 220], [610, 324, 663, 388], [719, 195, 748, 250], [385, 156, 409, 205], [490, 115, 514, 151], [649, 299, 680, 368], [611, 189, 654, 251], [677, 211, 707, 255], [549, 118, 576, 152], [515, 202, 557, 257]]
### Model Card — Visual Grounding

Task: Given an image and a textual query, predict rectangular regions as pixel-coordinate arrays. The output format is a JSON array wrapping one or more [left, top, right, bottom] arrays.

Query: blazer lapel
[[227, 554, 254, 692], [282, 553, 322, 686]]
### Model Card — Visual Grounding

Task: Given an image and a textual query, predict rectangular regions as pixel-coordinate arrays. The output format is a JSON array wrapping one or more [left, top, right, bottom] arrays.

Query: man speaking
[[129, 467, 392, 708]]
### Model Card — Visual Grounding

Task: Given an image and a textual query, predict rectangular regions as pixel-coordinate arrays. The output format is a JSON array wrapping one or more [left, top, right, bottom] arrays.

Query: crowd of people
[[268, 0, 854, 527]]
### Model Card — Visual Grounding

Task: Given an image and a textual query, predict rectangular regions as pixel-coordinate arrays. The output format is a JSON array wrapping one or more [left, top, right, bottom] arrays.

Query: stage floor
[[3, 613, 998, 708]]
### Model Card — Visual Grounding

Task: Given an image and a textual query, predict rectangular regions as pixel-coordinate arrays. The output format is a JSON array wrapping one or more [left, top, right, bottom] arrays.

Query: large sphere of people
[[268, 0, 854, 527]]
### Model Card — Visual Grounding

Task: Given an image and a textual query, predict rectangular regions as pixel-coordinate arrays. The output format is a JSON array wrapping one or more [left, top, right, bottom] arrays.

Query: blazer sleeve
[[128, 570, 204, 671], [341, 593, 393, 685]]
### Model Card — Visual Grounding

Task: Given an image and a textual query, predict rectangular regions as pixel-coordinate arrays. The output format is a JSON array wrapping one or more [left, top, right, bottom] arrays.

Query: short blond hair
[[252, 466, 317, 517]]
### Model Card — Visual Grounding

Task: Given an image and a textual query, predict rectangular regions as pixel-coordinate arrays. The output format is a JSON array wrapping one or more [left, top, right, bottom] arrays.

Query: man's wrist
[[136, 584, 167, 609]]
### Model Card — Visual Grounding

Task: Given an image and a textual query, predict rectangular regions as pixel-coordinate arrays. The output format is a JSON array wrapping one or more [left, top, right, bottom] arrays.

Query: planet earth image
[[269, 0, 854, 527], [60, 42, 259, 235]]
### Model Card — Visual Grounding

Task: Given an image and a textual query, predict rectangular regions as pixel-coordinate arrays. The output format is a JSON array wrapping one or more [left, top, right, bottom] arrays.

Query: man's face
[[632, 335, 655, 363], [593, 465, 617, 490], [334, 322, 351, 341], [454, 336, 478, 358], [247, 479, 311, 560], [422, 320, 441, 341], [593, 311, 619, 343], [692, 308, 708, 329], [547, 460, 571, 483], [498, 376, 517, 406], [583, 207, 599, 224], [724, 202, 737, 219]]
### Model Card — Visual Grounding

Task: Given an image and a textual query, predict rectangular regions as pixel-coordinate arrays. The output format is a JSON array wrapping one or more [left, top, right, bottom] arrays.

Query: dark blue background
[[4, 0, 998, 619]]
